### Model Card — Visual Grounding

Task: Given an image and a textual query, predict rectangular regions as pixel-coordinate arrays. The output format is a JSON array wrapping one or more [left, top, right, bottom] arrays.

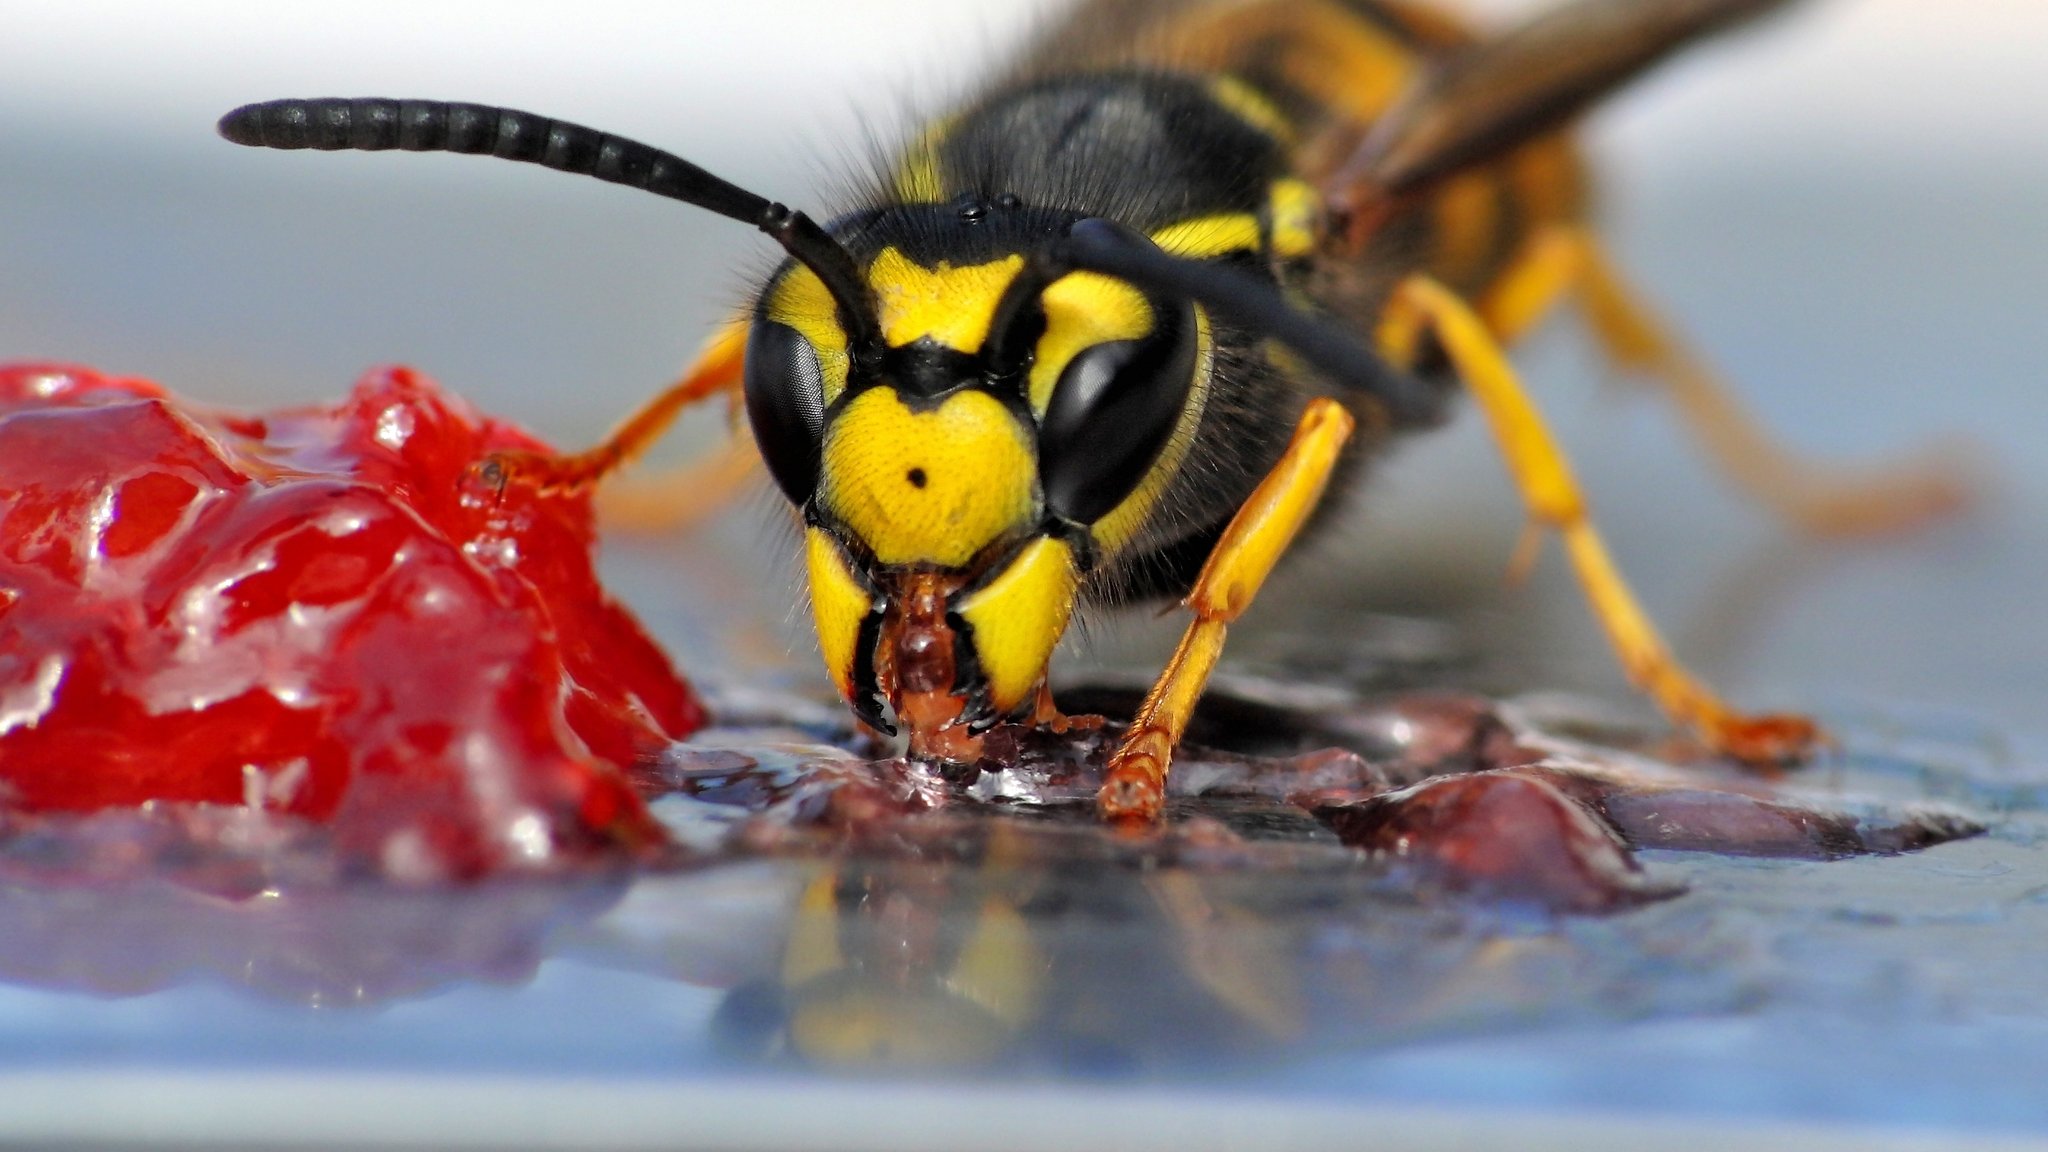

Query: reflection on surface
[[643, 685, 1980, 1070], [0, 683, 1988, 1073], [703, 824, 1620, 1072], [0, 803, 633, 1003]]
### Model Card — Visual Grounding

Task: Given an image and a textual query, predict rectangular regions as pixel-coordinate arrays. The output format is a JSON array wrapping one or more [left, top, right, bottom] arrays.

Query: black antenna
[[988, 219, 1448, 429], [217, 98, 881, 358]]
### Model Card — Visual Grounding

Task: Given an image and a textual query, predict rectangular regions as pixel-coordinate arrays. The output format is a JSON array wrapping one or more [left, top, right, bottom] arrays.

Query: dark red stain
[[1319, 770, 1682, 914]]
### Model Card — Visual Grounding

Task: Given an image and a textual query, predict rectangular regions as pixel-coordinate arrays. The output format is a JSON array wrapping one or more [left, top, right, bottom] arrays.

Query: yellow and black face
[[742, 200, 1203, 753]]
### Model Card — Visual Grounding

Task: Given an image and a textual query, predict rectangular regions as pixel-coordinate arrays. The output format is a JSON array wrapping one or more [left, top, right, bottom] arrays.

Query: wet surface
[[5, 2, 2048, 1146], [0, 642, 2038, 1143], [0, 672, 2003, 1073], [625, 684, 1991, 1072], [28, 320, 2005, 1106]]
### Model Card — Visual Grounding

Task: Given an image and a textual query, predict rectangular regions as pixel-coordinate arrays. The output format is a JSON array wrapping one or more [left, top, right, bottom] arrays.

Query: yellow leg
[[1098, 398, 1357, 823], [1479, 227, 1970, 537], [1391, 274, 1819, 765], [593, 431, 758, 534], [482, 317, 749, 496]]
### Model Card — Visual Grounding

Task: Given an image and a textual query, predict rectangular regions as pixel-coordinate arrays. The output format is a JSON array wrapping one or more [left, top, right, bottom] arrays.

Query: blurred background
[[3, 3, 2048, 1145], [4, 0, 2043, 745]]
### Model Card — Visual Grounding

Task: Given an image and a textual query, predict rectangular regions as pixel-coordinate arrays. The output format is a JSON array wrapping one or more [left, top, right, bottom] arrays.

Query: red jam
[[0, 363, 703, 878]]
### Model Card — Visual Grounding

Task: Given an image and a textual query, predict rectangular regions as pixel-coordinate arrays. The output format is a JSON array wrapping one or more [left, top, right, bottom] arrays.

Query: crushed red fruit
[[0, 363, 703, 879]]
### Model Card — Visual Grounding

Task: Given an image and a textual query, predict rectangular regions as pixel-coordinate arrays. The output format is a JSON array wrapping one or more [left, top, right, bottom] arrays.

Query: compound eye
[[1036, 302, 1197, 525], [744, 320, 828, 505]]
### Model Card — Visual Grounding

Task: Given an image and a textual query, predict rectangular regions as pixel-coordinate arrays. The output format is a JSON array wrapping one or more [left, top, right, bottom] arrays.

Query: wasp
[[218, 0, 1963, 823]]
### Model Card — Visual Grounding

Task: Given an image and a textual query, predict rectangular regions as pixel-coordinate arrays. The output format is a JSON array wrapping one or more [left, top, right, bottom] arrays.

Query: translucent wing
[[1334, 0, 1800, 203]]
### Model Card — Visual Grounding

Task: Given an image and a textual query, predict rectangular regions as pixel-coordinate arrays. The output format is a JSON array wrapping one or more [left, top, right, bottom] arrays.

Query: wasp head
[[743, 203, 1200, 757]]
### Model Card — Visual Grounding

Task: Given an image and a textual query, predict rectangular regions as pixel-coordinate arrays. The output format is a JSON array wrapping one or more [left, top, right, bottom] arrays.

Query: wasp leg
[[593, 431, 759, 534], [1029, 680, 1104, 735], [1481, 227, 1972, 537], [1099, 398, 1357, 824], [1146, 872, 1305, 1040], [1388, 274, 1819, 765], [479, 316, 751, 501]]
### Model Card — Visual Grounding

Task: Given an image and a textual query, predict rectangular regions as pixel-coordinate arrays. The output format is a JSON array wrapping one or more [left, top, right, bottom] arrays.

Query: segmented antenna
[[217, 98, 881, 357]]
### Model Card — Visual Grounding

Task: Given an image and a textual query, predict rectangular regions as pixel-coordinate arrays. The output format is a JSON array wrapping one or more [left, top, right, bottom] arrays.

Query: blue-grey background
[[1, 1, 2045, 1148]]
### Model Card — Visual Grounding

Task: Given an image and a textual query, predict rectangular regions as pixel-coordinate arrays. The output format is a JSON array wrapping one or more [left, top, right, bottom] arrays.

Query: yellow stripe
[[1093, 309, 1214, 553], [1165, 0, 1420, 125], [1208, 75, 1296, 144], [954, 536, 1079, 715], [1268, 178, 1322, 260], [1025, 271, 1154, 415], [764, 266, 852, 405], [869, 247, 1025, 353], [803, 528, 876, 701], [1152, 213, 1262, 260]]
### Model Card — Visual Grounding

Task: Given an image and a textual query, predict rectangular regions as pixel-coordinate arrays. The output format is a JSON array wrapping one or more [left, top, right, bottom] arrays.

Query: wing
[[1334, 0, 1803, 203]]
